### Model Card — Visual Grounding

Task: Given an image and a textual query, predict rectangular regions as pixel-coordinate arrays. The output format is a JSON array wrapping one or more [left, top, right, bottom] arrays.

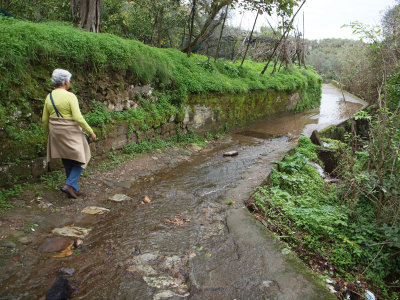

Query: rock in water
[[81, 206, 110, 215], [52, 226, 91, 238], [38, 237, 72, 253], [223, 151, 239, 157], [58, 268, 75, 277], [45, 277, 72, 300], [310, 130, 323, 146], [109, 194, 132, 202]]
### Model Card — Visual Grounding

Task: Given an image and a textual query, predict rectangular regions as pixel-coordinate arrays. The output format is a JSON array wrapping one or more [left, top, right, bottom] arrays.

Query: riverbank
[[247, 126, 399, 298], [0, 17, 322, 187]]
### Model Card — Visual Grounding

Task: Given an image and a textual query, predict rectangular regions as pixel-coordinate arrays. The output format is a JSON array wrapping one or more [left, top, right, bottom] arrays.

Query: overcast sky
[[228, 0, 397, 40]]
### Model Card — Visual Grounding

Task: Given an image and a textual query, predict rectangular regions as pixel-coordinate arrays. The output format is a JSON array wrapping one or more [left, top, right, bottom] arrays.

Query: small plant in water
[[225, 199, 234, 205]]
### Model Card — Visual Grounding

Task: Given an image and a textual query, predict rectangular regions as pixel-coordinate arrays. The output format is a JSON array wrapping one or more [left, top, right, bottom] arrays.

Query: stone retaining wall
[[0, 88, 306, 184]]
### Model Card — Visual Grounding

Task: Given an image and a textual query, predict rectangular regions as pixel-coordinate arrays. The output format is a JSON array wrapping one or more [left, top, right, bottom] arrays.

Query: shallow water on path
[[0, 84, 365, 299]]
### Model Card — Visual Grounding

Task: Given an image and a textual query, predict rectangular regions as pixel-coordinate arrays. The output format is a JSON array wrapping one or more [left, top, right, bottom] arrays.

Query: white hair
[[51, 69, 72, 86]]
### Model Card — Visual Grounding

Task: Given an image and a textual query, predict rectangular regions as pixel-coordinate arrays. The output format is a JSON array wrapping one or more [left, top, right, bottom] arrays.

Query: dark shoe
[[60, 185, 77, 199], [75, 190, 84, 197]]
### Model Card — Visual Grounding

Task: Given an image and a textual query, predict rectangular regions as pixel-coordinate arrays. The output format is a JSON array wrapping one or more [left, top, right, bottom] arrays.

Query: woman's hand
[[91, 133, 97, 142]]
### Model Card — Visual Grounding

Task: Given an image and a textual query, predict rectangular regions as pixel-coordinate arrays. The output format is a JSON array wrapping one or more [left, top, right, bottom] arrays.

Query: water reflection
[[237, 84, 366, 139]]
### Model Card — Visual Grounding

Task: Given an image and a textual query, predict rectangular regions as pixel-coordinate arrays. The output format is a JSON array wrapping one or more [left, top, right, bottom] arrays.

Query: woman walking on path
[[42, 69, 96, 199]]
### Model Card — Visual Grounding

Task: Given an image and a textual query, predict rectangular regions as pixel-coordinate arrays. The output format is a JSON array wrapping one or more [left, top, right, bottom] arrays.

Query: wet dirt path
[[0, 84, 366, 299]]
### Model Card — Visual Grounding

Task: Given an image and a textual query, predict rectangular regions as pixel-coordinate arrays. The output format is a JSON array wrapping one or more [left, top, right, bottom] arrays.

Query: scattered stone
[[261, 280, 273, 288], [130, 252, 159, 265], [81, 206, 110, 215], [115, 181, 132, 189], [18, 236, 32, 245], [281, 248, 291, 255], [317, 148, 337, 175], [38, 201, 53, 209], [142, 196, 151, 204], [189, 144, 202, 151], [325, 279, 334, 284], [143, 275, 181, 289], [328, 285, 337, 294], [38, 237, 72, 253], [59, 267, 75, 277], [153, 290, 189, 300], [109, 194, 132, 202], [310, 130, 323, 146], [223, 151, 239, 157], [152, 156, 159, 160], [45, 277, 72, 300], [52, 226, 91, 238], [103, 178, 117, 187], [127, 264, 158, 276]]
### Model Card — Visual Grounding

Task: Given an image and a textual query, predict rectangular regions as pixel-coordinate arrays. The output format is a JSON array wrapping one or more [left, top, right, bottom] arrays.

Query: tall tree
[[182, 0, 232, 54], [260, 0, 306, 74], [240, 10, 259, 67], [214, 4, 229, 60]]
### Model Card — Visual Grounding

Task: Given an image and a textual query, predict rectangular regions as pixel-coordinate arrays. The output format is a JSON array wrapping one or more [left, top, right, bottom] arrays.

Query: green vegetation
[[252, 136, 399, 299], [0, 17, 321, 173], [123, 129, 208, 155]]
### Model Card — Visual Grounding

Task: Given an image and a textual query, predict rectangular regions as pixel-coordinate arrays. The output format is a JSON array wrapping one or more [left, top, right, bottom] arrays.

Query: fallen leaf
[[142, 196, 151, 204], [11, 255, 20, 262], [120, 211, 125, 216], [53, 243, 74, 258], [165, 215, 190, 226]]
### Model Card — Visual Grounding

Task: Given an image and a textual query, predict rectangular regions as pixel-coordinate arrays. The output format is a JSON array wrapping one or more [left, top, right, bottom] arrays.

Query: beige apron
[[47, 117, 91, 168]]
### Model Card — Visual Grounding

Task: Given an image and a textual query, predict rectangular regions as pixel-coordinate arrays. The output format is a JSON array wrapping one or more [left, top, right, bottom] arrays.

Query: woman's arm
[[69, 95, 94, 135]]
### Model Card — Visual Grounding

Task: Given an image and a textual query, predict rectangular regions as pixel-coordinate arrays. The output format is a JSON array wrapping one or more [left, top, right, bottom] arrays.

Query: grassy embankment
[[0, 17, 322, 207], [250, 134, 399, 299]]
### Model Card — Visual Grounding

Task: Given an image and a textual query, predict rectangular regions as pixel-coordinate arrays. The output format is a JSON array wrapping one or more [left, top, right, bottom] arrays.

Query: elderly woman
[[42, 69, 97, 199]]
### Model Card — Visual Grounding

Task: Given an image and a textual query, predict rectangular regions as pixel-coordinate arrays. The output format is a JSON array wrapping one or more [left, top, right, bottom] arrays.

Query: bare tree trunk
[[167, 31, 173, 48], [261, 0, 306, 75], [71, 0, 80, 24], [157, 8, 164, 48], [302, 11, 307, 69], [214, 5, 229, 61], [240, 10, 259, 67], [79, 0, 102, 33], [187, 0, 196, 57]]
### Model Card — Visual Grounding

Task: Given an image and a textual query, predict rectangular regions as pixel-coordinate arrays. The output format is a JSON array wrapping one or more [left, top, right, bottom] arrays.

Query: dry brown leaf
[[165, 216, 190, 226], [53, 243, 74, 258], [142, 196, 151, 203]]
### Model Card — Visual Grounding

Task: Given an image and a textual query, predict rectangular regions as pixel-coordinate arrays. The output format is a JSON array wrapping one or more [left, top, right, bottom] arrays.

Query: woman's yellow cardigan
[[42, 89, 94, 135]]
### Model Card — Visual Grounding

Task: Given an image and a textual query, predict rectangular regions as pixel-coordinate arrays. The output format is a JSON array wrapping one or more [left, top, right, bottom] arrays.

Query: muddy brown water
[[0, 84, 366, 299]]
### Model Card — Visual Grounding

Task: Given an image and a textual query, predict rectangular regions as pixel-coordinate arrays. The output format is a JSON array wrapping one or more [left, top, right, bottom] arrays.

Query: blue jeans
[[62, 159, 84, 192]]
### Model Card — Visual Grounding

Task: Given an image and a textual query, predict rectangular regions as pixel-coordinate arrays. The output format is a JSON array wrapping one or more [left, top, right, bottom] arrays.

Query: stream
[[0, 84, 366, 299]]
